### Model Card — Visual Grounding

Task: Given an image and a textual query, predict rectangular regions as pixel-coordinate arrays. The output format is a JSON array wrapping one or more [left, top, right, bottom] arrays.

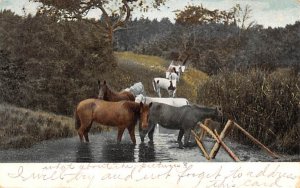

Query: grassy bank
[[198, 69, 300, 154], [0, 103, 107, 149], [115, 51, 208, 102]]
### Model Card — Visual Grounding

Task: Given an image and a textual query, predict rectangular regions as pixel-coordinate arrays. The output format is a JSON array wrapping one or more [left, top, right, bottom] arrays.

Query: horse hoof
[[178, 143, 184, 149]]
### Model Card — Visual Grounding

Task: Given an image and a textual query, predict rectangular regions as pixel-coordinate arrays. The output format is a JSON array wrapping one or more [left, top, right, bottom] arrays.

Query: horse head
[[98, 80, 108, 100], [139, 102, 152, 130], [180, 65, 185, 73]]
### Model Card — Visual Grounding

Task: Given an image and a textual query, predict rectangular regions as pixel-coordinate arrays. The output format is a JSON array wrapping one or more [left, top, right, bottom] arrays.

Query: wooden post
[[199, 123, 219, 141], [199, 122, 239, 162], [214, 130, 240, 162], [191, 130, 210, 160], [209, 120, 234, 159], [233, 122, 280, 159]]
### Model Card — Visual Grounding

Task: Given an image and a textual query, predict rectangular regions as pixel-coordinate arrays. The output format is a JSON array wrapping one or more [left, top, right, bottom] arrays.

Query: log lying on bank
[[233, 122, 280, 159], [193, 119, 280, 161], [199, 121, 239, 162]]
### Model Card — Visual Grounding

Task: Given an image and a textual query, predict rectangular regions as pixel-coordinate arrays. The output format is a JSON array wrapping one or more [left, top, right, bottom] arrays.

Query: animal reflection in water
[[98, 80, 135, 101], [139, 102, 223, 148], [75, 99, 152, 144], [76, 143, 94, 162], [102, 142, 136, 162]]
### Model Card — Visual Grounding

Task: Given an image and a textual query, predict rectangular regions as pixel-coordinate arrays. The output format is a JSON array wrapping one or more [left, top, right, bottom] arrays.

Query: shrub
[[0, 13, 115, 115], [197, 68, 299, 154]]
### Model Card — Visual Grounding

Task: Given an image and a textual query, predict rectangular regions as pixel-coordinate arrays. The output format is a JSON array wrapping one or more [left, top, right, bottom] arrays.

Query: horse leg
[[173, 89, 176, 98], [183, 129, 192, 147], [139, 125, 145, 143], [84, 122, 93, 142], [147, 123, 156, 143], [158, 88, 161, 98], [77, 125, 86, 142], [168, 90, 172, 97], [117, 128, 125, 143], [77, 129, 84, 143], [128, 126, 136, 145], [177, 129, 184, 149]]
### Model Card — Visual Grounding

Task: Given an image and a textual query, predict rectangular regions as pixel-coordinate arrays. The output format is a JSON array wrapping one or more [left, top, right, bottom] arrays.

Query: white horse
[[153, 72, 179, 98], [166, 54, 189, 80], [166, 61, 186, 80], [135, 94, 189, 107], [124, 82, 145, 97]]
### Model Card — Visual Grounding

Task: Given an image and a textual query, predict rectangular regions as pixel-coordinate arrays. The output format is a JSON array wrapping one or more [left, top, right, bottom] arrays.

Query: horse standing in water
[[75, 99, 152, 144], [135, 94, 189, 107], [139, 103, 223, 148], [98, 80, 135, 101]]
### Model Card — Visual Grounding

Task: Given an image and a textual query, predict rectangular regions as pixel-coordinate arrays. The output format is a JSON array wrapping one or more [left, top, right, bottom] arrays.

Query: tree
[[30, 0, 167, 45], [175, 5, 235, 25], [231, 4, 256, 30]]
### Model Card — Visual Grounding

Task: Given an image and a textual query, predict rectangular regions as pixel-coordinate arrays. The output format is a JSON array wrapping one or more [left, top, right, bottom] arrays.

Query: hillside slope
[[115, 51, 208, 102], [0, 103, 106, 149]]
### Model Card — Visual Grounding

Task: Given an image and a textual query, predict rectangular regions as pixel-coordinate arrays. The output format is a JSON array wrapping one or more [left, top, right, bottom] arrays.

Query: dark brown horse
[[75, 98, 152, 144], [98, 80, 135, 101]]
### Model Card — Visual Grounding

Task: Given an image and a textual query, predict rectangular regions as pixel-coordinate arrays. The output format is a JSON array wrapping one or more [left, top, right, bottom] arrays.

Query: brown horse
[[75, 98, 152, 144], [98, 80, 135, 101]]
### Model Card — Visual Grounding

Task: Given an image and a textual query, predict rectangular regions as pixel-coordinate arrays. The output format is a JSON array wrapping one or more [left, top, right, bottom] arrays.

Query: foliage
[[175, 5, 235, 25], [132, 20, 300, 75], [197, 69, 300, 154], [30, 0, 168, 44], [0, 10, 114, 115], [114, 17, 173, 51]]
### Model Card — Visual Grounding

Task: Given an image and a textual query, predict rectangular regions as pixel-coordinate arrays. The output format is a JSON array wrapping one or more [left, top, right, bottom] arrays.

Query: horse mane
[[123, 101, 140, 115], [104, 84, 134, 101]]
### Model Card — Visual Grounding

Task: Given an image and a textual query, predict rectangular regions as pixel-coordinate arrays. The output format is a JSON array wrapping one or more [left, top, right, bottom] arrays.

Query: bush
[[0, 12, 115, 115], [197, 68, 300, 154]]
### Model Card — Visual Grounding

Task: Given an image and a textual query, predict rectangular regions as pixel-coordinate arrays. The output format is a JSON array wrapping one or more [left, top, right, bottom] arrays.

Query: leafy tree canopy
[[30, 0, 168, 43]]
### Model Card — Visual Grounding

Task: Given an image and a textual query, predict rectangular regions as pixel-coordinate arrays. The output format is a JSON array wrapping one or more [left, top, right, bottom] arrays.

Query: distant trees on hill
[[115, 17, 299, 75]]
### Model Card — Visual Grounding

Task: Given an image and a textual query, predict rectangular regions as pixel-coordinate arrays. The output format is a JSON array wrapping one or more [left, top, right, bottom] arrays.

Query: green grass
[[115, 51, 208, 102], [0, 103, 107, 149], [115, 51, 169, 71]]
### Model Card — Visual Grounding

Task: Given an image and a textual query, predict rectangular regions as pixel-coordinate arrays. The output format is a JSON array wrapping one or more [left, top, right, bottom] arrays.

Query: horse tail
[[75, 108, 81, 130]]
